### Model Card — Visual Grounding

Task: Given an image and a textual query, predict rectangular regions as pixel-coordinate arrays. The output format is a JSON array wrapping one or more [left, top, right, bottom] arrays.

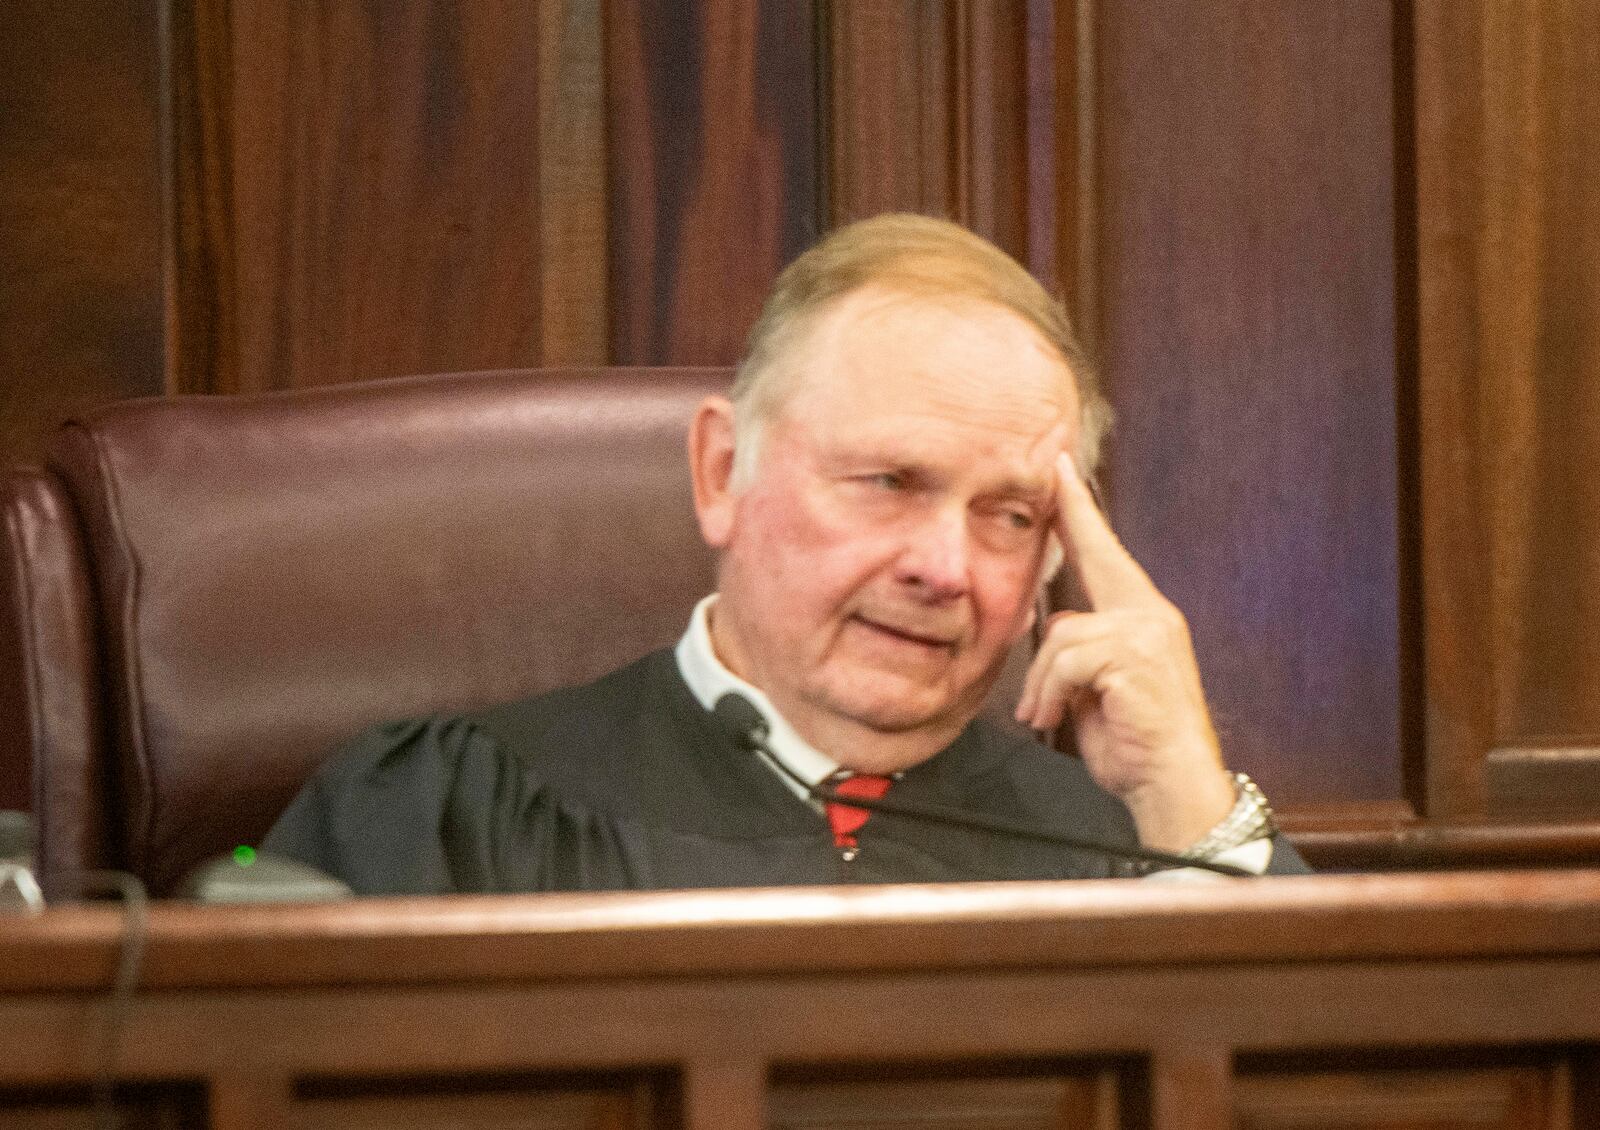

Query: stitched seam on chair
[[84, 426, 155, 872]]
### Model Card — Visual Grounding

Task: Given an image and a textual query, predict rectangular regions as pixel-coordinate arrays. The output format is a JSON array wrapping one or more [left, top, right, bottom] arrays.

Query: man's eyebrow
[[984, 478, 1055, 507]]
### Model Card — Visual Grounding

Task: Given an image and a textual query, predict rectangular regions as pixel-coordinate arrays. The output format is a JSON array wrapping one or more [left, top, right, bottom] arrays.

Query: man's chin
[[810, 677, 970, 736]]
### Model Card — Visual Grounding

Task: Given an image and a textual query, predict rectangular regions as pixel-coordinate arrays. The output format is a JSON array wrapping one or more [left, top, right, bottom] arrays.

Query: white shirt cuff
[[1139, 836, 1273, 882]]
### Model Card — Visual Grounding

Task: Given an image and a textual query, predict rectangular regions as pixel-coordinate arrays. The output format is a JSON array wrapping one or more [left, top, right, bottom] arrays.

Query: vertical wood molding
[[823, 0, 1029, 260], [1070, 0, 1100, 358], [1573, 1048, 1600, 1130], [915, 6, 955, 219], [950, 0, 1028, 255], [950, 1, 976, 228], [1148, 1047, 1232, 1130], [1391, 0, 1427, 818], [682, 1059, 765, 1130], [163, 0, 239, 395], [208, 1072, 291, 1130], [1023, 0, 1099, 353], [608, 0, 818, 365], [535, 0, 608, 366], [1414, 1, 1502, 821], [823, 0, 1097, 343], [1415, 0, 1600, 821], [822, 0, 953, 225]]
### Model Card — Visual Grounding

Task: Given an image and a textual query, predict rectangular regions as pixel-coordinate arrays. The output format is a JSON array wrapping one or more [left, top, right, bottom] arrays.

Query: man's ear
[[688, 396, 739, 548]]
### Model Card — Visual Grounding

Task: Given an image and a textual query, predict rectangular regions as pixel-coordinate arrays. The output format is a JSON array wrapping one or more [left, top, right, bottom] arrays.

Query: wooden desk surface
[[3, 870, 1599, 1129]]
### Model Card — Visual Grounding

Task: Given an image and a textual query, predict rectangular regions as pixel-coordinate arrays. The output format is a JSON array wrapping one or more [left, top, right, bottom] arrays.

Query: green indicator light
[[233, 845, 257, 868]]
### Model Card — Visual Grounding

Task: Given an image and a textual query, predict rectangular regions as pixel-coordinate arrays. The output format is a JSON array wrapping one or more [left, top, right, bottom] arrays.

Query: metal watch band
[[1180, 771, 1277, 861]]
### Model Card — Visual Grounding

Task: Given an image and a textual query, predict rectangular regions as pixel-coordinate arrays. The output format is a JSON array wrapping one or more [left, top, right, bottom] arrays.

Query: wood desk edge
[[3, 869, 1598, 992]]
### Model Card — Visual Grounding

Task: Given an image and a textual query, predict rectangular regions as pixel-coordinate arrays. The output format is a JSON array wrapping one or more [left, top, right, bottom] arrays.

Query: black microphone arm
[[710, 693, 1253, 878]]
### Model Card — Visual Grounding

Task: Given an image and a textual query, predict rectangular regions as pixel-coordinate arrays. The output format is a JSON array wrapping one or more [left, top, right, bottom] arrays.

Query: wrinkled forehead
[[775, 286, 1081, 425]]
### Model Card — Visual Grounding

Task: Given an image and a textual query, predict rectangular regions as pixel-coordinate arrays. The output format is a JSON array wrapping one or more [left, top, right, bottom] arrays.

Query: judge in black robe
[[264, 647, 1308, 894], [268, 217, 1315, 892]]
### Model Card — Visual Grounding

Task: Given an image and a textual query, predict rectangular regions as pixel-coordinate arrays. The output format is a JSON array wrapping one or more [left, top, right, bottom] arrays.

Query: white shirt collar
[[674, 595, 842, 803], [673, 596, 1270, 876]]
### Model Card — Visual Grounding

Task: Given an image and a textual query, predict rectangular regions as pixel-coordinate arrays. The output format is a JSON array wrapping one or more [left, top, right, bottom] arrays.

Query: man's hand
[[1015, 454, 1236, 852]]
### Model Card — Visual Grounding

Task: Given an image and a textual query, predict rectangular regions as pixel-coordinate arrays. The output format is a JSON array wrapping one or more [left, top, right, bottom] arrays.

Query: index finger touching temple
[[1052, 454, 1161, 609]]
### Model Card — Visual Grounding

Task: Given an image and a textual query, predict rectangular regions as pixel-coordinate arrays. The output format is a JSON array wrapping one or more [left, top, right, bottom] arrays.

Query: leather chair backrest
[[32, 367, 726, 894], [0, 467, 110, 876]]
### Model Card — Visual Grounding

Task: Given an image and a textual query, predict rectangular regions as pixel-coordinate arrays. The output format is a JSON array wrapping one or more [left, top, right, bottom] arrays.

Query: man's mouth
[[851, 615, 958, 650]]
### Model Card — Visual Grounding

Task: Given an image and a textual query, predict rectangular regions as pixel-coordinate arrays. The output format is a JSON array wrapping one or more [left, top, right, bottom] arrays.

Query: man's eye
[[868, 472, 906, 491], [1002, 509, 1036, 530]]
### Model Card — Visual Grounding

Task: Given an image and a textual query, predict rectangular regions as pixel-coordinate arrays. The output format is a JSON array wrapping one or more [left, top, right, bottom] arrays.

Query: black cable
[[53, 869, 149, 1130], [807, 781, 1253, 877], [714, 692, 1253, 878]]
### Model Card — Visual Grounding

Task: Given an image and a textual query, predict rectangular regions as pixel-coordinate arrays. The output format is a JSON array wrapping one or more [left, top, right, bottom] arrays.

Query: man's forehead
[[823, 284, 1065, 354], [787, 287, 1080, 408], [774, 288, 1075, 428]]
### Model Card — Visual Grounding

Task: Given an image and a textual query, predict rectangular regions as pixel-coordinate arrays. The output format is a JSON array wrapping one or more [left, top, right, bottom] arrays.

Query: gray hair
[[727, 213, 1110, 487]]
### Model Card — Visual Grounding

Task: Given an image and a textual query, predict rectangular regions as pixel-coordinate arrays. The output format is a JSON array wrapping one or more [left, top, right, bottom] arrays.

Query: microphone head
[[712, 693, 769, 749]]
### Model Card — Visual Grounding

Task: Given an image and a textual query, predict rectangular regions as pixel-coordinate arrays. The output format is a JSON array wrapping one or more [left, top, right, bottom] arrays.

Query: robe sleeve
[[262, 715, 651, 895]]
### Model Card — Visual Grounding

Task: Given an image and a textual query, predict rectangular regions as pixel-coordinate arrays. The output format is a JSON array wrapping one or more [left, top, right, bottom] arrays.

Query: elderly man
[[265, 215, 1307, 890]]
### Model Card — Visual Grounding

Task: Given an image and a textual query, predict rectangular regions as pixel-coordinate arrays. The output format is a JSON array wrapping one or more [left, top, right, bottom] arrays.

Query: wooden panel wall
[[166, 0, 820, 389], [1416, 0, 1600, 829], [174, 1, 597, 393], [608, 0, 818, 365], [1094, 0, 1403, 811], [0, 0, 165, 465], [3, 1, 1599, 863]]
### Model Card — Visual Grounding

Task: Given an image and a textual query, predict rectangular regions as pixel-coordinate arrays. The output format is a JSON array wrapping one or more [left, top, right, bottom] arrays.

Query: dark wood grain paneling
[[1023, 0, 1098, 351], [1096, 0, 1402, 807], [165, 0, 239, 395], [291, 1077, 652, 1130], [0, 1082, 202, 1130], [824, 2, 1031, 261], [1415, 0, 1600, 823], [1149, 1049, 1231, 1130], [1236, 1064, 1563, 1129], [951, 1, 1029, 257], [607, 0, 819, 366], [824, 0, 954, 224], [772, 1070, 1119, 1130], [536, 0, 608, 367], [1576, 1049, 1600, 1130], [682, 1061, 764, 1130], [824, 0, 1099, 365], [220, 3, 559, 391], [7, 0, 1600, 868], [0, 0, 165, 462], [211, 1073, 291, 1130]]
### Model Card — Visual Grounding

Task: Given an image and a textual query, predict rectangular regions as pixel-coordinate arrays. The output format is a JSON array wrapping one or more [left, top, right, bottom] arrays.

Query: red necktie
[[824, 773, 893, 850]]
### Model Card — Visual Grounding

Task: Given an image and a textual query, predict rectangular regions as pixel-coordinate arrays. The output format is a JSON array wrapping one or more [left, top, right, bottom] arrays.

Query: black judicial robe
[[264, 649, 1308, 894]]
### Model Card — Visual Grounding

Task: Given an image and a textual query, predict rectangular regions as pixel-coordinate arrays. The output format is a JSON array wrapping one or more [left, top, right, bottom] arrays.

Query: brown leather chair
[[0, 368, 726, 895]]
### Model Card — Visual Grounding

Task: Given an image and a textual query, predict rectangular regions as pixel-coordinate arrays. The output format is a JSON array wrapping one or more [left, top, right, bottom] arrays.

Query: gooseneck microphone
[[711, 693, 1253, 878]]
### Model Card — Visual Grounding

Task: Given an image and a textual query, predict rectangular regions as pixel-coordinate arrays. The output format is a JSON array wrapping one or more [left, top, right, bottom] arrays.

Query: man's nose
[[893, 509, 971, 600]]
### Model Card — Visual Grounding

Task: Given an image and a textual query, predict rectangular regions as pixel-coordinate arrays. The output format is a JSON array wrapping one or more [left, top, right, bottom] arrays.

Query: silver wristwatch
[[1180, 772, 1277, 860]]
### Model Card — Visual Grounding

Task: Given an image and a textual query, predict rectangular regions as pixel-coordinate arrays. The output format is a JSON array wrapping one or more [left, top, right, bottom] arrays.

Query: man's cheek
[[980, 564, 1044, 628]]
